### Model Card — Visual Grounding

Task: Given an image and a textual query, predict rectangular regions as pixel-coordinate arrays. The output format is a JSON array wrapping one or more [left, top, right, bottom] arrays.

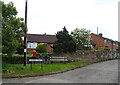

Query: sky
[[3, 0, 119, 41]]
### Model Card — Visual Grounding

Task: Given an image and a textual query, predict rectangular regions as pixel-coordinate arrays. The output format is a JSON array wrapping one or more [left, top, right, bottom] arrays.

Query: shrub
[[36, 43, 47, 53], [98, 47, 110, 51], [2, 54, 24, 64]]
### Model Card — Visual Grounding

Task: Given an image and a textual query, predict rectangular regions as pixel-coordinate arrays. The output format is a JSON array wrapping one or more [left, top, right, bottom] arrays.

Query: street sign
[[29, 59, 44, 62], [29, 59, 44, 70]]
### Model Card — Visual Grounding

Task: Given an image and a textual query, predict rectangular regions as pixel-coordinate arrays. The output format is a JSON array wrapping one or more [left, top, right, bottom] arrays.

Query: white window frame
[[27, 42, 38, 48]]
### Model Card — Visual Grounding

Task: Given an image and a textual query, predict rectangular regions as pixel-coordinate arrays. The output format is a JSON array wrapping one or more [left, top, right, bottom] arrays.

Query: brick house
[[27, 34, 57, 53], [26, 33, 118, 52], [90, 33, 118, 51]]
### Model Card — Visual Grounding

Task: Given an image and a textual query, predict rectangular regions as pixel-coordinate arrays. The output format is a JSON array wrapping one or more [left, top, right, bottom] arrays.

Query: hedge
[[2, 54, 32, 64]]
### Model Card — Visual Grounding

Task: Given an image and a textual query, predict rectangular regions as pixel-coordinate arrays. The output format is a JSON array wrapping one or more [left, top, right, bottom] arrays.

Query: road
[[3, 60, 118, 83]]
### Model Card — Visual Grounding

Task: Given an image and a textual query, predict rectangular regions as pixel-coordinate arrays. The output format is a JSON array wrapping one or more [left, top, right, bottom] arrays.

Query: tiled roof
[[90, 33, 117, 43], [27, 34, 57, 43]]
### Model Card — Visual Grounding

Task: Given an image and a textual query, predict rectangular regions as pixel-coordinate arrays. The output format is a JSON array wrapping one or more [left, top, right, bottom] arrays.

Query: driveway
[[3, 60, 118, 83]]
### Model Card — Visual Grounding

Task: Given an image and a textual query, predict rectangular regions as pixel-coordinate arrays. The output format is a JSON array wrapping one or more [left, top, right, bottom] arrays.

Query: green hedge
[[2, 54, 32, 64], [36, 52, 54, 55]]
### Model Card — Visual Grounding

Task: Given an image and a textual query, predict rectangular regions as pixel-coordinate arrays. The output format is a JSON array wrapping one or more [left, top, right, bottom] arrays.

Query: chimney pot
[[99, 33, 102, 37]]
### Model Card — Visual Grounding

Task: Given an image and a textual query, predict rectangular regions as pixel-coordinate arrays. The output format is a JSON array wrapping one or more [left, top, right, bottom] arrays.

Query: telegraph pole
[[97, 27, 98, 35], [24, 0, 28, 66]]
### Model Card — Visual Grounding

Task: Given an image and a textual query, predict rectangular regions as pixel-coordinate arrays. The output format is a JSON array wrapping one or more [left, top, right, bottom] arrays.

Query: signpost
[[29, 59, 44, 70]]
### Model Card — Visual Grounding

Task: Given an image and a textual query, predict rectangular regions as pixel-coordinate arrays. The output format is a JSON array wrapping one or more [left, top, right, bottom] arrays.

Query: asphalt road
[[3, 60, 118, 83]]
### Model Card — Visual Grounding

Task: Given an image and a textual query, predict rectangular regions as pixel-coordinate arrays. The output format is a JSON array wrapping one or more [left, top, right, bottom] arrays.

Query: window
[[113, 43, 116, 45], [27, 42, 37, 48], [51, 44, 53, 47], [104, 39, 107, 43]]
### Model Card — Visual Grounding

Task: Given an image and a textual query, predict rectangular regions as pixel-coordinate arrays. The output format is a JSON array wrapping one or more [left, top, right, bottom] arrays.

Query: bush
[[2, 54, 24, 64], [36, 43, 47, 53], [98, 47, 110, 51], [2, 54, 32, 64]]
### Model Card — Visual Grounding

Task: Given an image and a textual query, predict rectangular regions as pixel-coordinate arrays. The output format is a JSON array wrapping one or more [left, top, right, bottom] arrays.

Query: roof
[[90, 33, 117, 43], [27, 34, 57, 43]]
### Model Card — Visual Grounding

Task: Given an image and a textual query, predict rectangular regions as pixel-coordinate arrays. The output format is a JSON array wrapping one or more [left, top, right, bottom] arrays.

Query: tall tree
[[53, 26, 76, 53], [2, 1, 25, 56], [71, 28, 91, 50]]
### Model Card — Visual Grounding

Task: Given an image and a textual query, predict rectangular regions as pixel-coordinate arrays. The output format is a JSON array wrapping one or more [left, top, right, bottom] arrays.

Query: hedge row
[[2, 54, 32, 64]]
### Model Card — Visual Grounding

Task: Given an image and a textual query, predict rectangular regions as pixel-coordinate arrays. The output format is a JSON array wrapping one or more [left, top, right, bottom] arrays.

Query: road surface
[[3, 60, 118, 83]]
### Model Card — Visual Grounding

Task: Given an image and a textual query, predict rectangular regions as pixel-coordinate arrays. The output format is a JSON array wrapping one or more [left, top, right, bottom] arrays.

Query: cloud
[[3, 0, 119, 41]]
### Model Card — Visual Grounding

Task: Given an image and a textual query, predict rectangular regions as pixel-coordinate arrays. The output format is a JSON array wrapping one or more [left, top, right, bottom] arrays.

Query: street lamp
[[24, 0, 28, 66]]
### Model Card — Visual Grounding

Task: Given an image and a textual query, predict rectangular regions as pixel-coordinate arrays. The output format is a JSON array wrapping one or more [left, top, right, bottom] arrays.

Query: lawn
[[2, 62, 88, 77]]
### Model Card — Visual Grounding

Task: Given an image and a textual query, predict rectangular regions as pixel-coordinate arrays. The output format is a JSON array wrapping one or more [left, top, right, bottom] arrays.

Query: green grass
[[2, 62, 88, 77]]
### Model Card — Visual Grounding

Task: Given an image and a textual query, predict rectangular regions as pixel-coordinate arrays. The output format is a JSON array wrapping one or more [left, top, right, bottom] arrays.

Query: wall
[[90, 33, 118, 50], [54, 50, 119, 63], [46, 44, 53, 52], [27, 48, 36, 53], [90, 33, 104, 49]]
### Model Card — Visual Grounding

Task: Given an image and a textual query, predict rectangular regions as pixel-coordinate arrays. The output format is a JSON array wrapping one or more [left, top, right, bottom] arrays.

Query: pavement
[[2, 60, 118, 83]]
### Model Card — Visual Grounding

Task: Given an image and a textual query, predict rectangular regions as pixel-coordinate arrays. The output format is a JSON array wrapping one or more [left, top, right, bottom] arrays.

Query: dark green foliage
[[36, 43, 47, 53], [16, 42, 24, 54], [2, 54, 24, 64], [53, 26, 76, 53], [2, 54, 33, 64], [1, 1, 25, 56]]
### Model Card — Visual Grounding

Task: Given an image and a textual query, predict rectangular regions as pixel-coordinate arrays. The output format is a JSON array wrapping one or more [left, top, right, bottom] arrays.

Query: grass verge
[[2, 62, 88, 77]]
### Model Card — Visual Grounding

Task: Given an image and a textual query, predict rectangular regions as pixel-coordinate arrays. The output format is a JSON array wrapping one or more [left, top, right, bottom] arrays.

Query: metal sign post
[[29, 59, 44, 70]]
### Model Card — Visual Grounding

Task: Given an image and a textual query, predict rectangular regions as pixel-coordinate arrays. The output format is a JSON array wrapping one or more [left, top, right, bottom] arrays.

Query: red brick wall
[[90, 33, 104, 49], [27, 48, 36, 53], [90, 33, 118, 50], [46, 44, 53, 52]]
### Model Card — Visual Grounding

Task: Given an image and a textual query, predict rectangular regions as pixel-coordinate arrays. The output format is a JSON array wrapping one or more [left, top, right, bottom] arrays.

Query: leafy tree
[[1, 1, 25, 56], [36, 43, 47, 53], [53, 26, 76, 53], [71, 28, 91, 50], [16, 41, 24, 55]]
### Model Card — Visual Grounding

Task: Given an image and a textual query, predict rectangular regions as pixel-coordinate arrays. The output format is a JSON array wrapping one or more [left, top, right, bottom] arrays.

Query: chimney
[[44, 33, 46, 35], [99, 33, 102, 37]]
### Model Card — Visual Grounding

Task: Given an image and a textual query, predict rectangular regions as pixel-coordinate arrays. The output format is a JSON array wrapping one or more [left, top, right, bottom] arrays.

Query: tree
[[16, 41, 24, 55], [2, 1, 25, 56], [71, 28, 91, 50], [36, 43, 47, 53], [53, 26, 76, 53]]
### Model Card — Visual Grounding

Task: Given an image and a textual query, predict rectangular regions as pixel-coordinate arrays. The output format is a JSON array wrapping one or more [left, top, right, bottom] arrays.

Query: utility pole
[[97, 27, 98, 35], [24, 0, 28, 66]]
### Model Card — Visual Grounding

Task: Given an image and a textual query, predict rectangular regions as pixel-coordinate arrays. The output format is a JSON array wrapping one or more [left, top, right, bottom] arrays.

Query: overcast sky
[[3, 0, 119, 41]]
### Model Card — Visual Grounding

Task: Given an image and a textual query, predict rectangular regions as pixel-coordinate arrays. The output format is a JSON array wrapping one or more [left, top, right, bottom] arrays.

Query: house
[[90, 33, 118, 51], [27, 34, 57, 53], [27, 33, 118, 53]]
